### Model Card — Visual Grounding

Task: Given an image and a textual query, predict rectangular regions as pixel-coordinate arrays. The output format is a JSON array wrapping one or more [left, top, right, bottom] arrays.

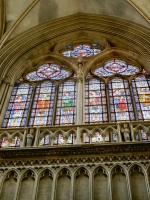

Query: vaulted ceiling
[[0, 0, 150, 48]]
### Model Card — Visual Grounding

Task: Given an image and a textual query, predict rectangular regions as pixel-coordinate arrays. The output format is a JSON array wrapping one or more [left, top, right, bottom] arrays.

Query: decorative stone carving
[[121, 123, 130, 142], [26, 129, 34, 147]]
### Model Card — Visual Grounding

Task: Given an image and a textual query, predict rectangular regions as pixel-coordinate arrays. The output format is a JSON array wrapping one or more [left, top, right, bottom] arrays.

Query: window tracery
[[62, 44, 103, 58]]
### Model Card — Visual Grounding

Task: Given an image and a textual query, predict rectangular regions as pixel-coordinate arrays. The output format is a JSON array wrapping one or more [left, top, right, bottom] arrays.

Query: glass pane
[[29, 81, 56, 126], [55, 80, 76, 125], [132, 76, 150, 121], [108, 77, 135, 122], [2, 84, 33, 128], [84, 78, 108, 124]]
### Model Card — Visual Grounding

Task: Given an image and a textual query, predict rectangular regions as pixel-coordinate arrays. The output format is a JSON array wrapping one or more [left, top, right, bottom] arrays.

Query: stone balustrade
[[0, 121, 150, 148]]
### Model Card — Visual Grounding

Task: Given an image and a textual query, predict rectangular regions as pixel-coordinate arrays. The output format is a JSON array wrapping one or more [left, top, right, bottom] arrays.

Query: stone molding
[[1, 142, 150, 159], [0, 14, 150, 81]]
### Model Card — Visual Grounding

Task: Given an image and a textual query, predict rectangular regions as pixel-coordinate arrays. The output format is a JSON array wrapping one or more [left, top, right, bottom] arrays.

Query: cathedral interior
[[0, 0, 150, 200]]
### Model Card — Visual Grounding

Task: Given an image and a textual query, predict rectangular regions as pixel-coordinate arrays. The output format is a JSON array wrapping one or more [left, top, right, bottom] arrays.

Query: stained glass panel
[[66, 134, 75, 144], [26, 64, 71, 81], [132, 75, 150, 120], [83, 133, 90, 143], [0, 136, 9, 148], [2, 84, 33, 128], [108, 77, 135, 122], [62, 44, 103, 58], [53, 134, 65, 145], [85, 78, 108, 124], [9, 136, 21, 147], [29, 81, 56, 126], [39, 135, 50, 146], [94, 59, 139, 77], [55, 80, 76, 125]]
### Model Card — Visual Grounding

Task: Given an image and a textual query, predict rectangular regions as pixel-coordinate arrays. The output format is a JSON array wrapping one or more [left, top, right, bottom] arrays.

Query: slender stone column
[[130, 122, 135, 142], [74, 127, 82, 144], [126, 170, 132, 200], [108, 171, 112, 200], [70, 173, 74, 200], [32, 175, 38, 200], [0, 82, 13, 127], [76, 56, 84, 125], [89, 172, 93, 200], [21, 128, 28, 147], [13, 175, 21, 200], [144, 170, 150, 199], [51, 174, 57, 200], [117, 123, 122, 142], [33, 127, 40, 147]]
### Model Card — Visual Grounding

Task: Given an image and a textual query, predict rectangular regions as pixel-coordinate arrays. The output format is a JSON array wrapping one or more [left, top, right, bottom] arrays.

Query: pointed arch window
[[2, 83, 33, 128], [29, 81, 56, 126], [132, 75, 150, 121], [108, 77, 135, 122], [85, 78, 108, 124], [55, 79, 76, 125]]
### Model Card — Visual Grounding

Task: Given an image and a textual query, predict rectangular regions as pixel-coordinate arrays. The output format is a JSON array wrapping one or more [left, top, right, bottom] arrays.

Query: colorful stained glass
[[141, 130, 148, 141], [39, 135, 50, 146], [29, 81, 56, 126], [9, 136, 21, 147], [132, 75, 150, 121], [2, 84, 33, 128], [53, 134, 65, 145], [62, 44, 103, 58], [85, 78, 108, 124], [92, 132, 110, 143], [55, 80, 76, 125], [26, 64, 71, 81], [94, 59, 139, 77], [0, 136, 9, 148], [83, 133, 90, 143], [66, 134, 75, 144], [108, 77, 135, 122]]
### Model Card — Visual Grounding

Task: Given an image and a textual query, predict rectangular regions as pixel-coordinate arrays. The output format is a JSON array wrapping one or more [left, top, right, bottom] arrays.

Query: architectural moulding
[[1, 14, 150, 80], [1, 142, 150, 159], [0, 0, 40, 48], [126, 0, 150, 24]]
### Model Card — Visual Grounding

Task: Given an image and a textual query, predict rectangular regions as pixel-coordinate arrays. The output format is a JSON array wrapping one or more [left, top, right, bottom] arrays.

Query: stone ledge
[[1, 142, 150, 158]]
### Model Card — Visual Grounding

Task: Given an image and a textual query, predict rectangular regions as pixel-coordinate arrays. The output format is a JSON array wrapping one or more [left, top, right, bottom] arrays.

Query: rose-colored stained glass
[[62, 44, 103, 58], [94, 59, 139, 77], [26, 64, 71, 81]]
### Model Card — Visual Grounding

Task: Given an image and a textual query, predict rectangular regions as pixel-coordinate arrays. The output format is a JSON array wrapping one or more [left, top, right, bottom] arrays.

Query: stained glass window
[[132, 75, 150, 120], [0, 136, 9, 148], [26, 64, 71, 81], [85, 78, 108, 124], [53, 134, 65, 145], [94, 59, 139, 77], [39, 135, 50, 146], [62, 44, 103, 58], [66, 134, 75, 144], [83, 133, 90, 143], [2, 83, 33, 127], [108, 77, 135, 122], [55, 80, 76, 125], [9, 136, 21, 147], [29, 81, 56, 126]]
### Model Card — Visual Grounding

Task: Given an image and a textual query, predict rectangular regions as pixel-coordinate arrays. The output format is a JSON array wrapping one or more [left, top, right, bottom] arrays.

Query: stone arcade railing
[[0, 121, 150, 148]]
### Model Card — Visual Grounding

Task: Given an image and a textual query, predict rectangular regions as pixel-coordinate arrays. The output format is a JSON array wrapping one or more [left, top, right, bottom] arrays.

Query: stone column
[[32, 175, 38, 200], [126, 170, 132, 200], [51, 174, 57, 200], [70, 173, 74, 200], [74, 127, 82, 144], [76, 55, 84, 125], [108, 170, 112, 200], [130, 122, 135, 142], [33, 127, 40, 147], [0, 82, 13, 127], [13, 174, 21, 200], [117, 123, 122, 142]]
